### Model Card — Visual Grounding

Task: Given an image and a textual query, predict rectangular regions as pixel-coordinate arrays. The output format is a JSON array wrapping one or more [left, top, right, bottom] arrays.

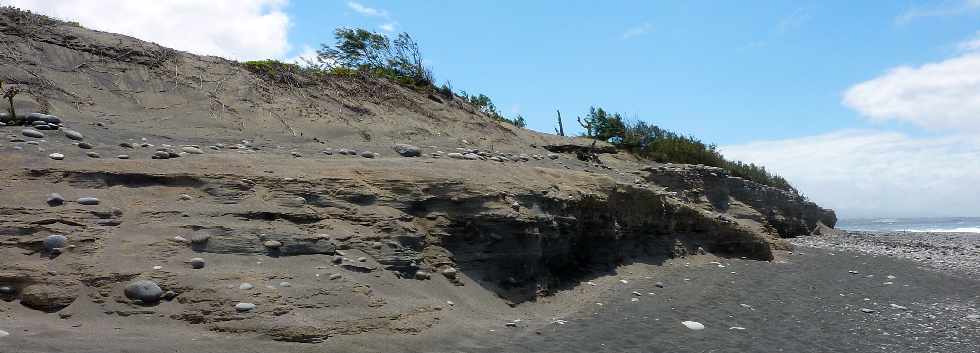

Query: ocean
[[837, 217, 980, 233]]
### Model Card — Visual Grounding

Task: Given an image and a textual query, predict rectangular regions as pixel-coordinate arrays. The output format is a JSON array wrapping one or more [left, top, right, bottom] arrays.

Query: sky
[[5, 0, 980, 219]]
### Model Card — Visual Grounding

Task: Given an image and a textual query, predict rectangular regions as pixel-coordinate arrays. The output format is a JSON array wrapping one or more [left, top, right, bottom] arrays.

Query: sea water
[[837, 217, 980, 233]]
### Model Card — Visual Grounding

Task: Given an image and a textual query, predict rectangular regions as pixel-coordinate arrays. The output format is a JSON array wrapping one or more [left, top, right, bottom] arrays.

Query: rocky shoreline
[[790, 231, 980, 280]]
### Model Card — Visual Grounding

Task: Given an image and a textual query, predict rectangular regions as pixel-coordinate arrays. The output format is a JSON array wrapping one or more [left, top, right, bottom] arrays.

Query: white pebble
[[682, 321, 705, 330]]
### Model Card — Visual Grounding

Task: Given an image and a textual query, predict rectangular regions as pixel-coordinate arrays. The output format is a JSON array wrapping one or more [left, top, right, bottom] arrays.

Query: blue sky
[[282, 1, 979, 144], [10, 0, 980, 218]]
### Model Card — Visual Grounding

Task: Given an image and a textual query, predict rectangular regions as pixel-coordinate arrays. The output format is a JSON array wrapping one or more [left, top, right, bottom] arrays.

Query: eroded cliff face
[[0, 7, 836, 343], [643, 164, 837, 238]]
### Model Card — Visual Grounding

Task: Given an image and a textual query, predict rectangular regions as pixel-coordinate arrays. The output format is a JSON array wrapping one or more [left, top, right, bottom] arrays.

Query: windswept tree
[[317, 28, 433, 86]]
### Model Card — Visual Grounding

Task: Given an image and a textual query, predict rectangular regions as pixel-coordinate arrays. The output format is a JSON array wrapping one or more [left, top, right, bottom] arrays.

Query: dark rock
[[360, 151, 377, 158], [0, 285, 14, 295], [63, 129, 83, 141], [124, 280, 163, 303], [119, 142, 134, 149], [46, 193, 64, 206], [77, 142, 92, 149], [190, 257, 205, 269], [116, 154, 129, 159], [44, 234, 67, 252], [392, 144, 421, 157]]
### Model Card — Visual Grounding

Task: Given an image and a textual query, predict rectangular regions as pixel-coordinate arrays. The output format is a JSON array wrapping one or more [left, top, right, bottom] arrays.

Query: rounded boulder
[[124, 280, 164, 303]]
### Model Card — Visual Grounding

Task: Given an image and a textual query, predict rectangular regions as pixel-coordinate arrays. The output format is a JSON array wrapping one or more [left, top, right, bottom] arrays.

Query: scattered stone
[[415, 270, 431, 280], [124, 280, 163, 303], [235, 302, 256, 312], [162, 291, 177, 301], [239, 283, 254, 290], [632, 291, 642, 296], [77, 197, 100, 205], [357, 256, 368, 262], [860, 308, 875, 313], [729, 326, 747, 330], [279, 282, 292, 288], [966, 314, 980, 320], [85, 152, 100, 158], [48, 153, 64, 160], [43, 234, 67, 252], [0, 329, 8, 338], [263, 240, 283, 249], [332, 255, 343, 264], [119, 142, 134, 149], [22, 128, 44, 138], [462, 153, 480, 160], [889, 304, 908, 310], [189, 258, 205, 269], [77, 142, 92, 149], [46, 193, 64, 206], [63, 129, 83, 141], [116, 154, 129, 159], [328, 273, 342, 280], [392, 144, 421, 157], [177, 194, 192, 201], [681, 321, 705, 330], [447, 300, 455, 306], [655, 281, 665, 288], [359, 151, 377, 158], [181, 146, 204, 154], [441, 267, 458, 280], [291, 151, 302, 158], [447, 152, 464, 159]]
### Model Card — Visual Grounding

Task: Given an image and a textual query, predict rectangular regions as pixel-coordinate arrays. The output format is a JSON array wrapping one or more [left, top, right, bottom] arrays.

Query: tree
[[316, 28, 433, 86], [1, 80, 18, 123]]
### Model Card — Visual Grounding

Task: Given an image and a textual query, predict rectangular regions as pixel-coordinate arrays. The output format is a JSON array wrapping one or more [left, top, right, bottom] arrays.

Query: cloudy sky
[[6, 0, 980, 219]]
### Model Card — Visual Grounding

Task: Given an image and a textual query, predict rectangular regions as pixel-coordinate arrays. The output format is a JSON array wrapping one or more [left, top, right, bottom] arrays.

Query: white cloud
[[622, 22, 653, 39], [347, 1, 387, 17], [843, 51, 980, 131], [957, 31, 980, 51], [285, 44, 318, 66], [722, 130, 980, 218], [6, 0, 291, 61], [896, 0, 980, 23], [379, 22, 397, 33]]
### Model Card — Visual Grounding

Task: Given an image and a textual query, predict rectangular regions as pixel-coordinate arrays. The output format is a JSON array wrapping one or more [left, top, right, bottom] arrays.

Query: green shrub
[[581, 106, 799, 194]]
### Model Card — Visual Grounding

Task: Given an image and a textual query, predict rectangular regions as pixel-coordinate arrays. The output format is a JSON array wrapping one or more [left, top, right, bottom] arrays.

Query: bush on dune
[[579, 106, 799, 194]]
